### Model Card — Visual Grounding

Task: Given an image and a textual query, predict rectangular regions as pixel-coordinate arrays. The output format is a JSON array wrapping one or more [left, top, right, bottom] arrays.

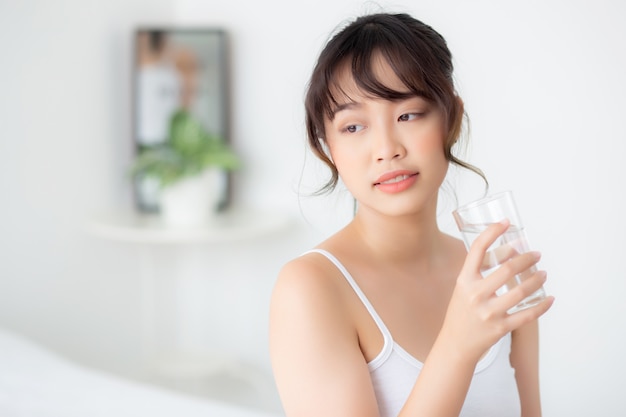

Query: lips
[[374, 170, 419, 193], [378, 174, 412, 185], [374, 170, 417, 185]]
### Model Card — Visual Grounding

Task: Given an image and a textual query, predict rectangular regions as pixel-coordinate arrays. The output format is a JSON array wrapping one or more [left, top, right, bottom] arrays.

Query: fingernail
[[531, 251, 542, 260]]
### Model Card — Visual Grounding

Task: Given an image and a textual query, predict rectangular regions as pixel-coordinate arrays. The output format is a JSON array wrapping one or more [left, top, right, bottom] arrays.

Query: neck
[[349, 203, 446, 265]]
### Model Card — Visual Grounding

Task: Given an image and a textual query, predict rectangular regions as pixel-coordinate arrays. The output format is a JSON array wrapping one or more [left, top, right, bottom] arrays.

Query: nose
[[373, 123, 406, 162]]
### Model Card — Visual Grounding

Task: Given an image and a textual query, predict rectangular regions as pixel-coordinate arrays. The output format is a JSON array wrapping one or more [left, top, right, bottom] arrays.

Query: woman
[[269, 12, 553, 417]]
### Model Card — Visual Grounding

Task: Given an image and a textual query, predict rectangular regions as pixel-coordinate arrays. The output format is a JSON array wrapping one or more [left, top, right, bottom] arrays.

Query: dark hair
[[304, 13, 486, 193], [147, 30, 167, 53]]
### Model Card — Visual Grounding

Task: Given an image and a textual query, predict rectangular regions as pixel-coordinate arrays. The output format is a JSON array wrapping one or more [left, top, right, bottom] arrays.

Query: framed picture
[[132, 28, 231, 212]]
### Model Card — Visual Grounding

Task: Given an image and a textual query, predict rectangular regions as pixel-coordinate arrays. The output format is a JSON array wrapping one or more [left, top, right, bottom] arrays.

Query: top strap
[[303, 249, 393, 343]]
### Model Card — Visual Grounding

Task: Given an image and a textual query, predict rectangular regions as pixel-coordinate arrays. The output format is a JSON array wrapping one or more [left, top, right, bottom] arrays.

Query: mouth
[[373, 170, 419, 194], [373, 170, 418, 186], [374, 174, 414, 185]]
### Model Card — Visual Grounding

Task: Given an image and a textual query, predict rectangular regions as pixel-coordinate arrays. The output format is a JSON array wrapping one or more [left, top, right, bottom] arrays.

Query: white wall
[[1, 0, 625, 415], [0, 0, 174, 367]]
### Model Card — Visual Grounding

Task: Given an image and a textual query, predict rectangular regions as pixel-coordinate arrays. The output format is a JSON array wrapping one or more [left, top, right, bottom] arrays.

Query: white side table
[[86, 207, 290, 410], [88, 206, 290, 245]]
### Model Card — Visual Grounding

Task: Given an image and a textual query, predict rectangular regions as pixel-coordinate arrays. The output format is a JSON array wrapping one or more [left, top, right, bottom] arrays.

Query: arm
[[270, 223, 553, 417], [402, 222, 552, 417], [269, 257, 380, 417], [510, 320, 542, 417]]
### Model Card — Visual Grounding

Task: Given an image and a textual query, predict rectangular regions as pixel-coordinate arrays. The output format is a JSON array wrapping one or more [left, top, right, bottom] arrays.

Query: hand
[[442, 220, 554, 362]]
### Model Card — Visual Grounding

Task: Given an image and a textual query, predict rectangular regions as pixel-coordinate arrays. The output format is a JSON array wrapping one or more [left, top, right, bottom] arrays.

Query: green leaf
[[130, 109, 242, 187]]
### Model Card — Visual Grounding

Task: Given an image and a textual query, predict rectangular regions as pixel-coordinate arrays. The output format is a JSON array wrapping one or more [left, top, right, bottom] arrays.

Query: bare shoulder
[[270, 251, 347, 319], [269, 251, 378, 416]]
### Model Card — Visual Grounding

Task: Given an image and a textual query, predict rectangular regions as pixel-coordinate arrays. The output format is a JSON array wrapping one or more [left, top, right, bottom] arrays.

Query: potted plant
[[131, 109, 241, 226]]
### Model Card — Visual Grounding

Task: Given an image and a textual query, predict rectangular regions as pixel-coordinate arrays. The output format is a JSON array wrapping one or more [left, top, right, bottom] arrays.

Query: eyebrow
[[330, 92, 429, 118], [331, 101, 360, 116]]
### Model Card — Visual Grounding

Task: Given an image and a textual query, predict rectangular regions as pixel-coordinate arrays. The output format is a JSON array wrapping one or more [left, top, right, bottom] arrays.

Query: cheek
[[327, 144, 351, 177], [327, 141, 367, 188], [407, 112, 448, 155], [420, 132, 450, 180], [411, 128, 446, 160], [326, 134, 358, 166]]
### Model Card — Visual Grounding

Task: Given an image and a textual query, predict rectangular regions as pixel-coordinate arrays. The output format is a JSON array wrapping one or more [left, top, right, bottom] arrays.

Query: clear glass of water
[[453, 190, 546, 314]]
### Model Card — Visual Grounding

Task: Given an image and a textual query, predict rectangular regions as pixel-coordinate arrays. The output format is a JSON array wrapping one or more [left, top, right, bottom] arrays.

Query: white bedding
[[0, 328, 282, 417]]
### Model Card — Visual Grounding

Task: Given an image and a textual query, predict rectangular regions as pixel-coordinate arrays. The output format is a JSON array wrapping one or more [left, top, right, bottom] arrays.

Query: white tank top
[[307, 249, 521, 417]]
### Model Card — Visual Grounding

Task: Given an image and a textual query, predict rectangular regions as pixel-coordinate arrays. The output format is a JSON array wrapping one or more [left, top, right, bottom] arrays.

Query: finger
[[481, 243, 519, 272], [504, 295, 555, 329], [463, 220, 510, 274], [482, 250, 542, 296], [491, 268, 546, 313]]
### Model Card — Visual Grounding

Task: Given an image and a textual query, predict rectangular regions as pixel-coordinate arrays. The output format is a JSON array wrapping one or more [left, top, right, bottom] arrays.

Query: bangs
[[320, 21, 449, 121]]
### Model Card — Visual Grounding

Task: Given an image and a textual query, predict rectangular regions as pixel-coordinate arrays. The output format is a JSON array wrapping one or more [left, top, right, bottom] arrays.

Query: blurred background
[[0, 0, 625, 415]]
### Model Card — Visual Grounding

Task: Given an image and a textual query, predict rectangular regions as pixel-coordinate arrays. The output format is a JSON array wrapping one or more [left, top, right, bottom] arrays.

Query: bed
[[0, 327, 283, 417]]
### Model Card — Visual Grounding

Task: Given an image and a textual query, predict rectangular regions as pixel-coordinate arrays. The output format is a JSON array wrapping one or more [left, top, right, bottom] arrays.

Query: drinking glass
[[453, 191, 546, 314]]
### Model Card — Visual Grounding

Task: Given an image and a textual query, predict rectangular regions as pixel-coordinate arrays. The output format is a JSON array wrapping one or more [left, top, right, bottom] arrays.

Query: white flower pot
[[159, 168, 225, 227]]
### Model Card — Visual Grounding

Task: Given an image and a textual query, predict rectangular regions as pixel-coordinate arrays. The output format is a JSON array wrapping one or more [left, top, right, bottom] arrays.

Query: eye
[[343, 124, 365, 133], [398, 113, 422, 122]]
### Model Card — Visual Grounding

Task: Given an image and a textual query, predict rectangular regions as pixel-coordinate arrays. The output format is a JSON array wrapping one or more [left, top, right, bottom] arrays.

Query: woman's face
[[323, 55, 449, 218]]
